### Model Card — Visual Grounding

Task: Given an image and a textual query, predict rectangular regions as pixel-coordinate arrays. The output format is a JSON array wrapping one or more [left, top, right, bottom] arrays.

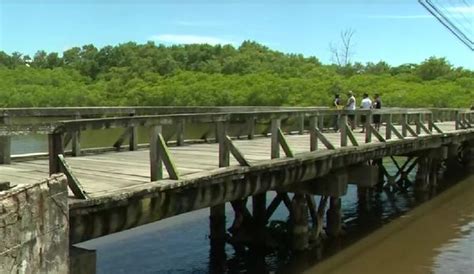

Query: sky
[[0, 0, 473, 68]]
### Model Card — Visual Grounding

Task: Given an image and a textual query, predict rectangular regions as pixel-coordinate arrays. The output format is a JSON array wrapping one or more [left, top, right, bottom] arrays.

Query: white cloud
[[149, 34, 233, 45], [368, 15, 432, 19], [447, 6, 474, 14]]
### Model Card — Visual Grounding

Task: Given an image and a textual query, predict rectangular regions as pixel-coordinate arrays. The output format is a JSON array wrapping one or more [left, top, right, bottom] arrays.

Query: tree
[[416, 57, 452, 80], [330, 28, 356, 67]]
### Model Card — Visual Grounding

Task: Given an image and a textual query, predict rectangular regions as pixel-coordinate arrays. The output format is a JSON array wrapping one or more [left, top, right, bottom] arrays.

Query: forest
[[0, 41, 472, 108]]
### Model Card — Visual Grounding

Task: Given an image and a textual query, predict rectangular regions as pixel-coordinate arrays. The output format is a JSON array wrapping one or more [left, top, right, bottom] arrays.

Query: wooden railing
[[36, 108, 472, 200]]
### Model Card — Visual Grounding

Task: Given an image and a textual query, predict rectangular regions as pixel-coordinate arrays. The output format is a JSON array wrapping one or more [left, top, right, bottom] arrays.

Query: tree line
[[0, 41, 472, 108]]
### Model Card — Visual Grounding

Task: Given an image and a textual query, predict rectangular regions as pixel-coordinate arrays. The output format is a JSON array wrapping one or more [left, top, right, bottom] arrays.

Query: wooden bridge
[[0, 106, 473, 250]]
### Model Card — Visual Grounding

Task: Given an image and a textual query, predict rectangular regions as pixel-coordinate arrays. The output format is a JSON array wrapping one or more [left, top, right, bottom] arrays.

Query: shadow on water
[[76, 160, 473, 274]]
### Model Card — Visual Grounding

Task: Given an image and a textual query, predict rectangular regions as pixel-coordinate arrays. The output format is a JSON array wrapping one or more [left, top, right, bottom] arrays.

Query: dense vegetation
[[0, 41, 472, 108]]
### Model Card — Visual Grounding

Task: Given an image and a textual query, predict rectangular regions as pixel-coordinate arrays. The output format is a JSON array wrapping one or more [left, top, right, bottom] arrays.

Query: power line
[[419, 0, 473, 50]]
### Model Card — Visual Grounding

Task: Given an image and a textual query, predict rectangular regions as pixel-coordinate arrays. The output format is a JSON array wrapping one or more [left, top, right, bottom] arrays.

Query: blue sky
[[1, 0, 473, 68]]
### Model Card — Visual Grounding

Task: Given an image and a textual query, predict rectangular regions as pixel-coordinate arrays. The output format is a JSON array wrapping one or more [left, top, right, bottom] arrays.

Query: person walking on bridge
[[360, 93, 372, 133], [346, 91, 356, 130], [373, 94, 382, 131], [333, 94, 343, 132]]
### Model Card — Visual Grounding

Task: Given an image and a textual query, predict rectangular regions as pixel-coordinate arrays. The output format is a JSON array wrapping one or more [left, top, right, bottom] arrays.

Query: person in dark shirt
[[333, 94, 342, 131], [373, 94, 382, 131]]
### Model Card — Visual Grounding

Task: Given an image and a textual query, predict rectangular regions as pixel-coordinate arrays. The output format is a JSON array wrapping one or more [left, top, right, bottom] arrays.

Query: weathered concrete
[[0, 175, 69, 274], [348, 164, 380, 187]]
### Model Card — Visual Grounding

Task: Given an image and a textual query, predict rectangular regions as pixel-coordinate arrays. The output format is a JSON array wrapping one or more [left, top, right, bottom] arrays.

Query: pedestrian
[[373, 94, 382, 131], [346, 91, 356, 130], [333, 94, 343, 132], [360, 93, 372, 133]]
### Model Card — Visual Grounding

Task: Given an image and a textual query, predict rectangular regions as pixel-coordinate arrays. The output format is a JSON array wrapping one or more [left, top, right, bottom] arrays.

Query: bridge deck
[[0, 122, 457, 198]]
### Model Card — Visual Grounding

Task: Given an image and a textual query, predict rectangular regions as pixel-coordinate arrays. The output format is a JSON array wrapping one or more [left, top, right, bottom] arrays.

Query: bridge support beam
[[290, 193, 309, 250], [445, 143, 461, 174], [209, 203, 226, 273], [326, 197, 343, 238]]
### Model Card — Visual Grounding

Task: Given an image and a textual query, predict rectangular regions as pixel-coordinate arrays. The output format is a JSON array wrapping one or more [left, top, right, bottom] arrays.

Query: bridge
[[1, 106, 473, 272]]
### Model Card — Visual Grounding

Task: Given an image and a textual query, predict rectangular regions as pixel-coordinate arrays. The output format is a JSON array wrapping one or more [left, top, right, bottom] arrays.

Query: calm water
[[11, 126, 473, 273]]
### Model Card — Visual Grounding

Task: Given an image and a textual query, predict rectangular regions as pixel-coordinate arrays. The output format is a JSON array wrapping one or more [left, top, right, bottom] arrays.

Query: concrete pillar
[[252, 192, 267, 246], [445, 143, 461, 174], [462, 140, 474, 170], [326, 197, 343, 237], [69, 247, 96, 274], [209, 203, 227, 272], [415, 156, 430, 193], [290, 193, 309, 250]]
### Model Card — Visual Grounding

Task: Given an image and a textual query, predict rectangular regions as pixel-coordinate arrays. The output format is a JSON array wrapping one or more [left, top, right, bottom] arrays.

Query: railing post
[[401, 113, 408, 137], [71, 113, 81, 157], [365, 111, 372, 143], [0, 113, 11, 164], [176, 120, 185, 146], [48, 132, 64, 175], [129, 112, 138, 151], [340, 114, 348, 147], [416, 113, 422, 135], [298, 114, 305, 135], [455, 111, 460, 130], [247, 115, 255, 140], [309, 115, 318, 151], [428, 113, 433, 133], [318, 115, 324, 131], [271, 119, 281, 158], [386, 113, 392, 140], [217, 121, 229, 167], [150, 125, 163, 181]]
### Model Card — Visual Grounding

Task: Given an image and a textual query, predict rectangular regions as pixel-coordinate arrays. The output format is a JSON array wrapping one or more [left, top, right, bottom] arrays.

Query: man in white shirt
[[360, 93, 372, 132], [346, 91, 356, 130]]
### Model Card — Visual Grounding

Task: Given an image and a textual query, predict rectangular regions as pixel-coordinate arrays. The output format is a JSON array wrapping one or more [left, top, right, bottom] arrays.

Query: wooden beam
[[278, 128, 294, 157], [346, 124, 359, 146], [58, 154, 89, 199], [217, 122, 229, 167], [309, 116, 318, 151], [405, 124, 418, 137], [150, 125, 163, 181], [371, 125, 386, 142], [113, 128, 131, 150], [156, 133, 179, 179], [314, 128, 335, 149], [385, 113, 392, 140], [225, 135, 251, 166], [389, 123, 404, 139], [340, 115, 348, 147], [265, 193, 283, 221], [271, 119, 281, 159], [176, 120, 185, 146], [48, 132, 64, 175]]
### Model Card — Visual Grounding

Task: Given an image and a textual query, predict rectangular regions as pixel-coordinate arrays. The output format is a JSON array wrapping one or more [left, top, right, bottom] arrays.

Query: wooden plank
[[346, 124, 359, 146], [314, 128, 335, 149], [271, 119, 281, 159], [370, 125, 386, 142], [150, 125, 163, 181], [389, 123, 404, 139], [278, 129, 294, 157], [217, 122, 229, 167], [48, 132, 64, 175], [58, 154, 90, 199], [309, 116, 318, 151], [225, 135, 251, 166], [156, 133, 179, 179]]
